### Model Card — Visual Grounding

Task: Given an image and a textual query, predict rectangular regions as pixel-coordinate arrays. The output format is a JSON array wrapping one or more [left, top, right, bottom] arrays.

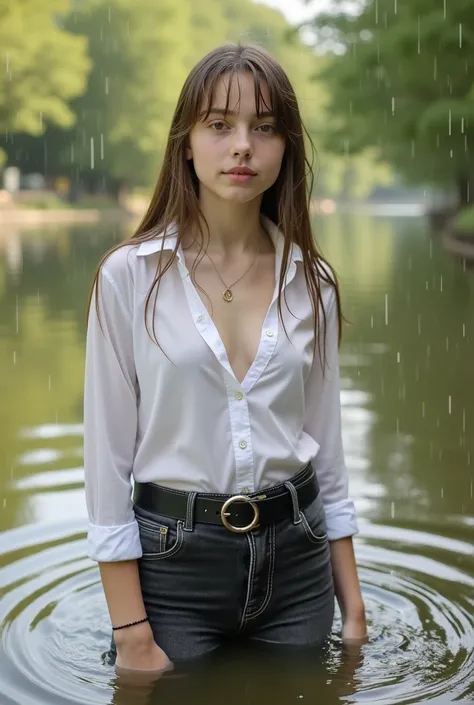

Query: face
[[186, 71, 286, 205]]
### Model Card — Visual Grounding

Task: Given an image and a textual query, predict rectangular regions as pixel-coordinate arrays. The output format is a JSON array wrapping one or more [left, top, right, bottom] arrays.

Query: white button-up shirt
[[84, 216, 358, 562]]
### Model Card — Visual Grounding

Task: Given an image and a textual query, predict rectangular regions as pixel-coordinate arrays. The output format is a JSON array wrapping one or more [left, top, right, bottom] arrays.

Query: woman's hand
[[114, 622, 172, 681], [116, 640, 172, 674]]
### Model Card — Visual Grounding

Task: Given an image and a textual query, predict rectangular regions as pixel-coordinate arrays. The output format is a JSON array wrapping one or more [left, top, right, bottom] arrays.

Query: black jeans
[[108, 466, 334, 664]]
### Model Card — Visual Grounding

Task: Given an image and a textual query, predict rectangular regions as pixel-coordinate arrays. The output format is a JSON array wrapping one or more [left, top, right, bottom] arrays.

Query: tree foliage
[[310, 0, 474, 203], [0, 0, 90, 166]]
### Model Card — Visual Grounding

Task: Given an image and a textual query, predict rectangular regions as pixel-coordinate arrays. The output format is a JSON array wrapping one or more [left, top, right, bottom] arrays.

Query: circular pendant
[[223, 289, 233, 302]]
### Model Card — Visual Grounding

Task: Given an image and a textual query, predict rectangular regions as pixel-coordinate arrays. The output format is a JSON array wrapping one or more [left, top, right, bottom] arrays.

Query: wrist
[[114, 620, 154, 648], [342, 600, 366, 623]]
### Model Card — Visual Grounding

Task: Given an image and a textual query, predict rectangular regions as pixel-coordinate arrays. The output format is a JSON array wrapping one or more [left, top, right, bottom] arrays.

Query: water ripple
[[0, 521, 473, 704]]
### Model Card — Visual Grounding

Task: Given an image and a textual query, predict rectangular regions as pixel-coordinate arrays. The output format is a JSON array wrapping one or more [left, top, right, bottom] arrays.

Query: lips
[[224, 167, 256, 175]]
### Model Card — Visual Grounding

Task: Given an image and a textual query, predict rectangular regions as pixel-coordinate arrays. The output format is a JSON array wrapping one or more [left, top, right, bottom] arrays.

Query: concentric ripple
[[1, 519, 473, 705]]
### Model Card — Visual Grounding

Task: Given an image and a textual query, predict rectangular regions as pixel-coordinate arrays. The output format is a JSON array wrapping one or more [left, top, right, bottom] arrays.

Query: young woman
[[83, 43, 367, 674]]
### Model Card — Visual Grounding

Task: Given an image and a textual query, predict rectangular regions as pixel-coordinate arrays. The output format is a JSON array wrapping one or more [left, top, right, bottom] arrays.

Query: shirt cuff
[[87, 520, 143, 562], [322, 499, 359, 541]]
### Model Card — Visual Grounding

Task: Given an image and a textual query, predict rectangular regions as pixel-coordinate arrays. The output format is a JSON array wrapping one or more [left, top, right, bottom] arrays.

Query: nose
[[232, 126, 252, 157]]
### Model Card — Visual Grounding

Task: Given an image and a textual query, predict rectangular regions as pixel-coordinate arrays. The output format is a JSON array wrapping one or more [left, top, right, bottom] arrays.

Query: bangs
[[194, 63, 286, 129]]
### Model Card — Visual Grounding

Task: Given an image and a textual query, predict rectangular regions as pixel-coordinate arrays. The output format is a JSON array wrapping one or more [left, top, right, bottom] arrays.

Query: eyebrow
[[199, 108, 275, 119]]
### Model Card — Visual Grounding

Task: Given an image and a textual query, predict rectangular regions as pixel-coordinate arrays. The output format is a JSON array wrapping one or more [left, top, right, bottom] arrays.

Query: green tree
[[310, 0, 474, 205], [0, 0, 90, 167], [59, 0, 194, 193]]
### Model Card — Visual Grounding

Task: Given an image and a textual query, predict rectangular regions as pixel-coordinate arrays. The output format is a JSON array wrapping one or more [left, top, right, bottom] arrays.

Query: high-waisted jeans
[[108, 465, 334, 664]]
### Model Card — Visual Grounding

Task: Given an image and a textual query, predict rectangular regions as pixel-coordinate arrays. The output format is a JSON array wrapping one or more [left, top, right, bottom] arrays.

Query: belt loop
[[283, 480, 302, 525], [184, 491, 197, 532]]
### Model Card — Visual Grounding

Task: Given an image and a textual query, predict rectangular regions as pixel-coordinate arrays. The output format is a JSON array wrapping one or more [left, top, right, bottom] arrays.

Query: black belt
[[133, 462, 318, 533]]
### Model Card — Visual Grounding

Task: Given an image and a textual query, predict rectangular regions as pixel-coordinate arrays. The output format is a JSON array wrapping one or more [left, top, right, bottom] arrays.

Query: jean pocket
[[298, 495, 328, 545], [135, 512, 185, 561]]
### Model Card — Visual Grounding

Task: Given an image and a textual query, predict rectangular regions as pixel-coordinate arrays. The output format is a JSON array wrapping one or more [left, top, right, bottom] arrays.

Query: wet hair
[[87, 43, 342, 366]]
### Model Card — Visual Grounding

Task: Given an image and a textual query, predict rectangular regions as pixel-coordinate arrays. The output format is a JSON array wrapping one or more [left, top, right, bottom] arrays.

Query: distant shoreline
[[0, 206, 135, 226]]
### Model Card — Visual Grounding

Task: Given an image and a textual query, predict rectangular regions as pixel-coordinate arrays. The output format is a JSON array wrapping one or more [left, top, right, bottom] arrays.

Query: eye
[[209, 121, 228, 131], [256, 124, 276, 134]]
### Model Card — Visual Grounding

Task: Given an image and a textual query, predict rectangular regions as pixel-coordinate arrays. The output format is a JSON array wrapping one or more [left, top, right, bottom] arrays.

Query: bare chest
[[184, 252, 276, 383]]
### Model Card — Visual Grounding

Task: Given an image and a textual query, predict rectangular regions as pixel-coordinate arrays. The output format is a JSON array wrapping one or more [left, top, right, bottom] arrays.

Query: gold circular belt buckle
[[220, 495, 260, 533]]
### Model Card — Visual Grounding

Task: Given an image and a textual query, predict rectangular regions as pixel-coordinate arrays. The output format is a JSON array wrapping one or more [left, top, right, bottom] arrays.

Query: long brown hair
[[87, 42, 342, 368]]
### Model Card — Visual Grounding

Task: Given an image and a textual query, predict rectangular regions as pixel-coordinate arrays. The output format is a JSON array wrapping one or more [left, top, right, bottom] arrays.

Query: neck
[[183, 188, 271, 256]]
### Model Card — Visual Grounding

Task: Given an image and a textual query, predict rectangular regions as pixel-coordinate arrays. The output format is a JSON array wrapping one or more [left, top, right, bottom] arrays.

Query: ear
[[185, 147, 192, 160]]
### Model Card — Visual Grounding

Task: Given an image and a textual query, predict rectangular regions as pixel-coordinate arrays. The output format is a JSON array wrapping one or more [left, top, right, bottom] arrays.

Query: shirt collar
[[135, 215, 303, 267]]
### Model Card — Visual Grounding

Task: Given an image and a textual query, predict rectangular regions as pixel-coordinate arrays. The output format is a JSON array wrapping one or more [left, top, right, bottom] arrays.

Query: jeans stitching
[[245, 523, 276, 620], [299, 510, 328, 544], [140, 520, 185, 560], [184, 492, 197, 531], [239, 531, 256, 631]]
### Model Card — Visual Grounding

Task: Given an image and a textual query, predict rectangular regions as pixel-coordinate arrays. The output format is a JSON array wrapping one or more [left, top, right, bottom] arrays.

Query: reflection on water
[[0, 214, 473, 704]]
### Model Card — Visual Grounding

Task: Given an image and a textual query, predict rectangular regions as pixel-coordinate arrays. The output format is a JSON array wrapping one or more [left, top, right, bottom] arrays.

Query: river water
[[0, 212, 473, 704]]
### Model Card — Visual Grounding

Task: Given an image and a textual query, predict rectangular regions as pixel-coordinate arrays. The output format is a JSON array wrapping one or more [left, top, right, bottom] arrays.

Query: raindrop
[[448, 395, 452, 415], [13, 351, 17, 365], [100, 133, 104, 160], [15, 295, 19, 333], [370, 315, 374, 328], [397, 352, 400, 363], [462, 323, 466, 338], [462, 408, 466, 433], [90, 137, 95, 170], [392, 97, 395, 115], [422, 401, 425, 418], [448, 110, 452, 136], [433, 56, 437, 81], [391, 501, 395, 518], [441, 487, 444, 498], [459, 23, 462, 48], [446, 337, 449, 352], [394, 0, 397, 14], [385, 293, 388, 325], [440, 274, 443, 291], [417, 15, 421, 54], [443, 0, 447, 19], [461, 118, 464, 134]]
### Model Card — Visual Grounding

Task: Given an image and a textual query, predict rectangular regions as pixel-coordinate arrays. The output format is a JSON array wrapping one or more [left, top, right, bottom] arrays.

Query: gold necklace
[[205, 245, 260, 302]]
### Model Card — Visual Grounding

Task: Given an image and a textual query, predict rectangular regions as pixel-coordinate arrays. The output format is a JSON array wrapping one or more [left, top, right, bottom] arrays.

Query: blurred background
[[0, 1, 473, 705]]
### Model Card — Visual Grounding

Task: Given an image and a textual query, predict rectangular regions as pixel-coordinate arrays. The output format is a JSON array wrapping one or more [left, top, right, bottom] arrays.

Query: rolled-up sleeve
[[304, 285, 359, 541], [83, 265, 142, 562]]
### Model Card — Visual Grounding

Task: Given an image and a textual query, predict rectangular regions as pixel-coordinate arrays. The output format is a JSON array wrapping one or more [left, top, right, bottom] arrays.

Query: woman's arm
[[303, 280, 366, 640], [329, 538, 367, 640], [84, 259, 171, 670]]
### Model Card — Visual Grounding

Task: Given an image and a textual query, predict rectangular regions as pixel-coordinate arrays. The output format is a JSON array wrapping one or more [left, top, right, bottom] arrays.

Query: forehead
[[200, 70, 272, 116]]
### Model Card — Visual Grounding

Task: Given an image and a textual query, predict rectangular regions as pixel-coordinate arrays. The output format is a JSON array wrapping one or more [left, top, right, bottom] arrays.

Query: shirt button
[[234, 391, 244, 400], [196, 314, 204, 323], [265, 330, 274, 337], [241, 487, 250, 495], [239, 440, 247, 449]]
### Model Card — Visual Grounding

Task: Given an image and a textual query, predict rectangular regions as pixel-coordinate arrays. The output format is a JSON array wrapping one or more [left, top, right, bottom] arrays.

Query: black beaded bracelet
[[112, 616, 149, 631]]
